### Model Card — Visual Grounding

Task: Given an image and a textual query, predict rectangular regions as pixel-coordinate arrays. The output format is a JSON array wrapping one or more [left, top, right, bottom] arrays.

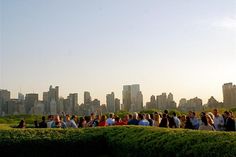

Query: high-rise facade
[[0, 90, 10, 115], [223, 83, 236, 108], [106, 92, 115, 113], [25, 93, 38, 114], [66, 93, 78, 114], [84, 91, 91, 105], [43, 85, 59, 114], [122, 85, 131, 111], [115, 98, 120, 112], [122, 84, 143, 112]]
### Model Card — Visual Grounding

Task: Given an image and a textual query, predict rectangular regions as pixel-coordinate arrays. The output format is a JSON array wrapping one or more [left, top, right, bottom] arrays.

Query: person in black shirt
[[39, 116, 47, 128], [224, 111, 235, 131]]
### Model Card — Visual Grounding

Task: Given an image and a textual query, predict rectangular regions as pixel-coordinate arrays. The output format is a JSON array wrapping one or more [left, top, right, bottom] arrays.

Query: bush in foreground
[[0, 126, 236, 157]]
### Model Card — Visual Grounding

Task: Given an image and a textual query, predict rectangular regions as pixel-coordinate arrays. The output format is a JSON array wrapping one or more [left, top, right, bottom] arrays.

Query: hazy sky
[[1, 0, 236, 105]]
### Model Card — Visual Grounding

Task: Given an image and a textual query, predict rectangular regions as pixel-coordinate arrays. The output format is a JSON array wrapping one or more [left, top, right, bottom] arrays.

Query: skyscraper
[[122, 85, 131, 111], [84, 91, 91, 105], [223, 83, 236, 108], [67, 93, 78, 114], [25, 93, 38, 114], [43, 85, 59, 114], [106, 92, 115, 113], [122, 84, 143, 112], [0, 89, 10, 115], [115, 98, 120, 112]]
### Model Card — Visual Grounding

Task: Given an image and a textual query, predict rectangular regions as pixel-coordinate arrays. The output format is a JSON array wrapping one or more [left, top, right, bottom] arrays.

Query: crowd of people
[[17, 109, 236, 131]]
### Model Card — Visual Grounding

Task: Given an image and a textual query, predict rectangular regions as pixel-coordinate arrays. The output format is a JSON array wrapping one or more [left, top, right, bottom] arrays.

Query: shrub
[[0, 126, 236, 157]]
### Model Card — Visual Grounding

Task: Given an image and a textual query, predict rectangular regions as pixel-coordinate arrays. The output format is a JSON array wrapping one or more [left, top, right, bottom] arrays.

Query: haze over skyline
[[1, 0, 236, 104]]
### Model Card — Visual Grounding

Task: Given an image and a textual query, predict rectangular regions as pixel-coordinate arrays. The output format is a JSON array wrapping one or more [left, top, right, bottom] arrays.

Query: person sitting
[[47, 115, 54, 128], [98, 115, 107, 127], [199, 115, 215, 131], [138, 114, 150, 126], [17, 120, 26, 128], [51, 115, 67, 128], [128, 112, 139, 125], [38, 116, 47, 128], [106, 113, 115, 126], [224, 111, 235, 131], [78, 117, 87, 128], [159, 113, 169, 128]]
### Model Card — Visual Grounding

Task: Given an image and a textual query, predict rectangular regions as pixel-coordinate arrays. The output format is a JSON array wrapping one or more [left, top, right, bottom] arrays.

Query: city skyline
[[0, 82, 235, 115], [1, 0, 236, 105], [0, 83, 230, 105]]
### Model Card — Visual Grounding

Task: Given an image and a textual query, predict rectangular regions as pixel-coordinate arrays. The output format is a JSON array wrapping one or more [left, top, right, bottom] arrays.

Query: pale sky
[[1, 0, 236, 105]]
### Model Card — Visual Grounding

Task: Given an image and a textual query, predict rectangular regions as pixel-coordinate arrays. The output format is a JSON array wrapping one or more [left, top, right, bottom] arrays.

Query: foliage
[[1, 126, 236, 157]]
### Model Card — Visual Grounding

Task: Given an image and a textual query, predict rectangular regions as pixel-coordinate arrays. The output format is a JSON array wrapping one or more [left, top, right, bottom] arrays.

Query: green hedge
[[0, 126, 236, 157]]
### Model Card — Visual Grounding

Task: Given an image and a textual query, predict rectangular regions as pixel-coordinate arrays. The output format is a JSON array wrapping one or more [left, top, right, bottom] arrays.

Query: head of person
[[54, 115, 61, 124], [124, 114, 129, 121], [71, 115, 75, 120], [213, 109, 218, 116], [201, 116, 208, 126], [207, 112, 215, 120], [224, 111, 230, 118], [100, 115, 107, 122], [132, 112, 138, 120], [206, 113, 214, 125], [180, 115, 186, 122], [173, 112, 177, 117], [154, 113, 160, 121], [42, 116, 46, 121], [115, 117, 121, 123], [48, 115, 54, 121], [164, 110, 169, 115], [66, 115, 70, 121], [200, 112, 206, 118], [138, 114, 143, 120], [90, 113, 95, 120], [129, 114, 132, 120], [145, 114, 151, 120], [109, 113, 114, 118]]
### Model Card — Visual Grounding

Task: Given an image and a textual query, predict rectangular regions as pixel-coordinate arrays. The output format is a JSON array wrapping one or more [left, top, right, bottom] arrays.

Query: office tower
[[123, 84, 143, 112], [18, 93, 24, 101], [131, 84, 140, 105], [178, 98, 187, 108], [90, 99, 101, 114], [115, 98, 120, 112], [25, 93, 38, 114], [106, 92, 115, 113], [136, 91, 143, 111], [122, 85, 131, 111], [66, 93, 78, 114], [157, 93, 167, 110], [167, 93, 174, 102], [43, 85, 59, 114], [84, 91, 91, 104], [0, 89, 10, 115], [223, 83, 236, 108]]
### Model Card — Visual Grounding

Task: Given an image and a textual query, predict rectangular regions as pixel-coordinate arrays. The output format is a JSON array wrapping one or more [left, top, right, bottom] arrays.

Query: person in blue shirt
[[138, 114, 150, 126]]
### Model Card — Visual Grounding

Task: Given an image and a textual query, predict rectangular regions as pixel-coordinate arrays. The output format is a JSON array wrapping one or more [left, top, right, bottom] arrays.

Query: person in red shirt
[[98, 115, 107, 127], [115, 117, 126, 125]]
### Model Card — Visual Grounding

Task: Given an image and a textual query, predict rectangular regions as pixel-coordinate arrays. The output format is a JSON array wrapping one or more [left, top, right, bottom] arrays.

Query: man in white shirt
[[173, 112, 181, 128], [106, 113, 115, 126], [213, 109, 224, 131], [47, 115, 54, 128]]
